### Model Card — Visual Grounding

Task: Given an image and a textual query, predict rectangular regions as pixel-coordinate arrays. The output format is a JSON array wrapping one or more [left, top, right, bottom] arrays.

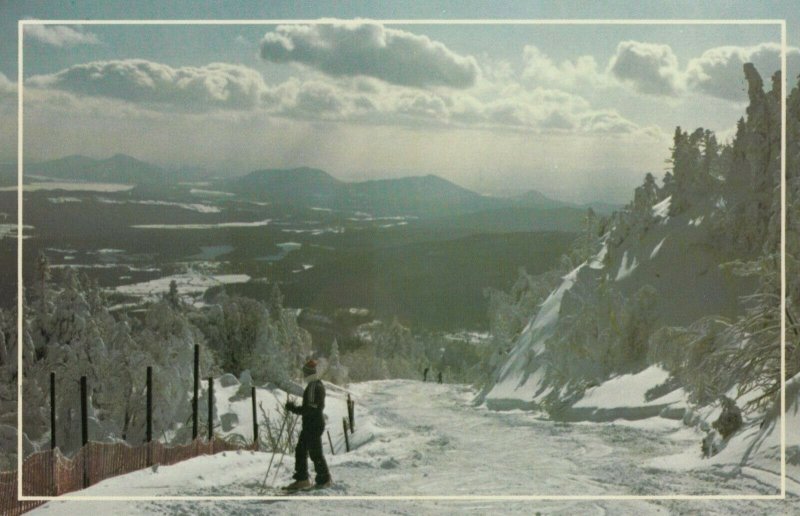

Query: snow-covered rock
[[218, 373, 239, 388]]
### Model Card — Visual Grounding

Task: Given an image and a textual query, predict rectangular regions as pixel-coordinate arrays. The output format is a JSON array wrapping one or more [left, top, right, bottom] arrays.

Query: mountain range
[[13, 154, 619, 217]]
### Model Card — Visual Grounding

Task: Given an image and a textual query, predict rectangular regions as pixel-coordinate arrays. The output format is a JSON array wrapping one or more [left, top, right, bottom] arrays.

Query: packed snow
[[31, 381, 795, 515]]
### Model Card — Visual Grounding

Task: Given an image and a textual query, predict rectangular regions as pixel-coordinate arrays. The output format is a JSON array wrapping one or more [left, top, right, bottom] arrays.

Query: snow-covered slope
[[481, 193, 752, 413]]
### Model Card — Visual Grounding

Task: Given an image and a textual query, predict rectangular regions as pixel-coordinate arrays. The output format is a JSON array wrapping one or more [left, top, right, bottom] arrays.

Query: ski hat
[[302, 359, 317, 377]]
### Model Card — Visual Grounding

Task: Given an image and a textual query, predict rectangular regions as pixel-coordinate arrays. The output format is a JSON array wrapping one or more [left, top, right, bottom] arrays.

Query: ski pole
[[270, 411, 299, 487], [259, 394, 290, 493]]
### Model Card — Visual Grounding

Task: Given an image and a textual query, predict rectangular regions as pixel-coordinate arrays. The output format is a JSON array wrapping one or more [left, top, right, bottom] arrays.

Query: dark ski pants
[[293, 427, 330, 484]]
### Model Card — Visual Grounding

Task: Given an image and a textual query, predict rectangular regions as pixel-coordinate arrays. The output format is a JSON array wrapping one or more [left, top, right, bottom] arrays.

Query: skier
[[423, 366, 429, 382], [283, 359, 332, 491]]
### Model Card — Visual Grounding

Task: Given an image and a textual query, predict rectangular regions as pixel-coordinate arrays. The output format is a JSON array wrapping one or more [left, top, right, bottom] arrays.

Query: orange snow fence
[[0, 438, 255, 515]]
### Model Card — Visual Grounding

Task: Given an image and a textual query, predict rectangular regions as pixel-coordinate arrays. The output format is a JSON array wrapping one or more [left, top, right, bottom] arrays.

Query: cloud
[[608, 40, 684, 96], [0, 72, 15, 98], [522, 45, 607, 89], [259, 21, 479, 89], [26, 56, 645, 137], [26, 60, 270, 111], [686, 43, 800, 101], [24, 24, 100, 47]]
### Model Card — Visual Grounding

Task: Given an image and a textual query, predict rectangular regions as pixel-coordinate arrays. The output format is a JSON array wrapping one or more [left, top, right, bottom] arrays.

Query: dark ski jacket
[[288, 379, 326, 431]]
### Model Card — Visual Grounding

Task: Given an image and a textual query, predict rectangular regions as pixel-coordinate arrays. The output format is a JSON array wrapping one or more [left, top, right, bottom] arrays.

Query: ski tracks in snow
[[33, 381, 794, 515]]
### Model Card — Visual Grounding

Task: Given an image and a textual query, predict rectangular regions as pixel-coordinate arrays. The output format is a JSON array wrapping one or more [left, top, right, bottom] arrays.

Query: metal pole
[[50, 372, 56, 450], [251, 387, 258, 449], [342, 418, 350, 452], [207, 377, 214, 441], [192, 345, 199, 440]]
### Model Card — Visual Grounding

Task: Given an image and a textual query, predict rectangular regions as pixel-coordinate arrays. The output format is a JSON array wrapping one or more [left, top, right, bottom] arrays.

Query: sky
[[1, 1, 799, 204]]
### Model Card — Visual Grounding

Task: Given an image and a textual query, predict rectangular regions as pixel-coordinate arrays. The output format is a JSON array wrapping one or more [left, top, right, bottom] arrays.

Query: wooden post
[[49, 372, 56, 450], [146, 366, 153, 444], [80, 376, 88, 447], [80, 375, 89, 488], [146, 366, 153, 467], [342, 418, 350, 452], [207, 377, 214, 441], [347, 394, 354, 434], [327, 430, 335, 455], [192, 345, 199, 441], [251, 386, 258, 450]]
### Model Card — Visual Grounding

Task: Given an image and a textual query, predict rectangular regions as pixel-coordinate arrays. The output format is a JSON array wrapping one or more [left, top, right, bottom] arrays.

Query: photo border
[[16, 17, 788, 503]]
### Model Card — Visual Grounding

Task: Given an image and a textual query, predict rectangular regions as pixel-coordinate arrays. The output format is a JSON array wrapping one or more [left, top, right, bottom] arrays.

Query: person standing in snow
[[437, 370, 442, 384], [284, 359, 332, 490], [423, 366, 429, 382]]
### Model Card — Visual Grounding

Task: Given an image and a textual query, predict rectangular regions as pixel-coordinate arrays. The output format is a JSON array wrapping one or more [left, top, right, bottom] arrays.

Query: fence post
[[327, 430, 335, 455], [80, 375, 89, 488], [146, 366, 153, 443], [146, 366, 153, 467], [50, 371, 57, 496], [207, 377, 214, 442], [50, 372, 56, 450], [347, 394, 355, 433], [342, 418, 350, 453], [251, 386, 258, 450], [192, 344, 199, 441]]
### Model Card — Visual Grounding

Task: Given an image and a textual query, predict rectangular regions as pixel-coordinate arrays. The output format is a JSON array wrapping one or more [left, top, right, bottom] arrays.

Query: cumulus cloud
[[24, 24, 100, 47], [522, 45, 606, 89], [686, 43, 800, 101], [27, 57, 643, 136], [259, 21, 479, 89], [26, 60, 270, 111], [608, 40, 684, 96]]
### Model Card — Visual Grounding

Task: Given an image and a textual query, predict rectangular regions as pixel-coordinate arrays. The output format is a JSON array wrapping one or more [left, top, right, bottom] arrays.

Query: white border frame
[[16, 18, 788, 503]]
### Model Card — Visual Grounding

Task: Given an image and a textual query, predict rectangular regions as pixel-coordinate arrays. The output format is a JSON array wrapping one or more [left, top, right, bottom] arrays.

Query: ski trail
[[32, 380, 793, 515]]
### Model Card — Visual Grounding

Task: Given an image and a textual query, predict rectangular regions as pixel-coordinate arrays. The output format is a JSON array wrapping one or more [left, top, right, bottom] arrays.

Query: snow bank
[[642, 375, 800, 496], [564, 366, 688, 422]]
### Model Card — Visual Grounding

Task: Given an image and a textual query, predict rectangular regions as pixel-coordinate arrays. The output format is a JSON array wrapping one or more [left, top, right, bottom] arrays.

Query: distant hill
[[513, 189, 569, 210], [223, 167, 344, 205], [221, 168, 586, 217], [23, 154, 166, 184]]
